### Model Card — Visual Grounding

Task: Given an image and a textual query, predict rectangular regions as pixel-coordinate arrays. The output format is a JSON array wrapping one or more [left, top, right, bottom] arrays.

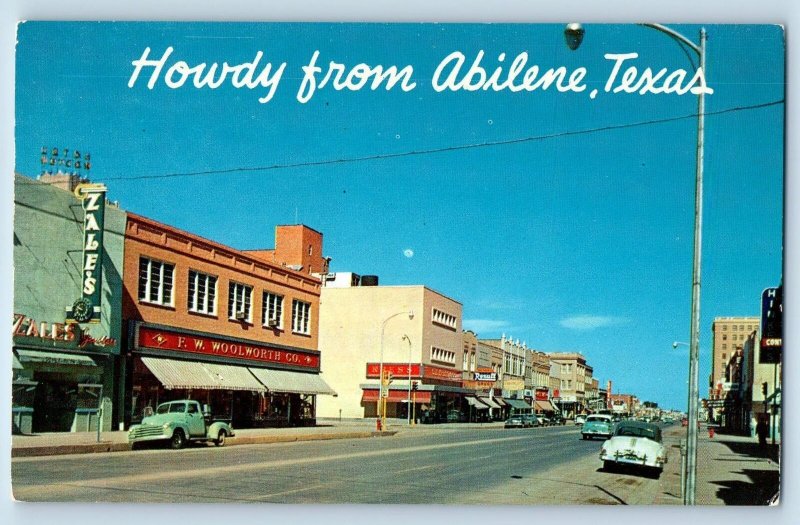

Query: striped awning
[[16, 349, 96, 367], [535, 400, 556, 412], [248, 367, 337, 396], [141, 357, 265, 392], [465, 396, 489, 409], [479, 396, 501, 409]]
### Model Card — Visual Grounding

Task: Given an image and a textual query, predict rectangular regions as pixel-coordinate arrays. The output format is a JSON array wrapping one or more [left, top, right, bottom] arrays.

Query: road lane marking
[[13, 434, 535, 498], [394, 464, 439, 474]]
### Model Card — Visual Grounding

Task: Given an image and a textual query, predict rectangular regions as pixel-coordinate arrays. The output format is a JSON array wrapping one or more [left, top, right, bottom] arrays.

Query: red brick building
[[121, 214, 335, 429]]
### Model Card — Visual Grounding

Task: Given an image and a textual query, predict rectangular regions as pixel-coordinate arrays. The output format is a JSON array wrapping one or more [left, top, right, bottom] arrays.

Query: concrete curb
[[11, 430, 398, 458]]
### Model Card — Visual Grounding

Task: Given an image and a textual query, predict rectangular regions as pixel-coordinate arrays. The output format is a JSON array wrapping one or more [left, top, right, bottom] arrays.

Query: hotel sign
[[760, 286, 782, 364], [66, 183, 107, 324], [137, 325, 320, 370]]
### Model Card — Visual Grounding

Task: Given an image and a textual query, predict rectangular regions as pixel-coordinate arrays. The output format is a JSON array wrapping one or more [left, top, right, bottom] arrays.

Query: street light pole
[[403, 334, 412, 425], [566, 23, 708, 506], [379, 310, 414, 431]]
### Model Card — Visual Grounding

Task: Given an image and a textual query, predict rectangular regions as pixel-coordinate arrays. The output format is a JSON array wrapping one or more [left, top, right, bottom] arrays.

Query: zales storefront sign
[[66, 183, 107, 324], [137, 325, 320, 370], [13, 313, 117, 349]]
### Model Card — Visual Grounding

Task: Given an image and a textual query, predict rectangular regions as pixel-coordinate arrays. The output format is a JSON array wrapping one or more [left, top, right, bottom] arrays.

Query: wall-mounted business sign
[[13, 313, 117, 351], [66, 183, 107, 324], [760, 286, 782, 364], [366, 362, 422, 379], [473, 371, 497, 382], [136, 325, 320, 370], [535, 388, 549, 401]]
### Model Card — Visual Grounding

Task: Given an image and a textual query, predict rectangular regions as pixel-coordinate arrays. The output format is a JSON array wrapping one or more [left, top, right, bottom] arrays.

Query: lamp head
[[408, 310, 414, 320], [564, 23, 585, 50], [672, 342, 679, 349]]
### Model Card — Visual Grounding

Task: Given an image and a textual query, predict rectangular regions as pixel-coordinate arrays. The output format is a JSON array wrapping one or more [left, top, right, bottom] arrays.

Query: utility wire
[[24, 99, 784, 184]]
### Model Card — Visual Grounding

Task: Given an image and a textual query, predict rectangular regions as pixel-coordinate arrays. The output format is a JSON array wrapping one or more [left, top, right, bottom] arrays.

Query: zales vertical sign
[[66, 183, 107, 324]]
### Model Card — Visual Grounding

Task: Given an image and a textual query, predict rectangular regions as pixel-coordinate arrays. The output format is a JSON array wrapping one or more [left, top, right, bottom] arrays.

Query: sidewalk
[[11, 418, 506, 458], [657, 425, 780, 505]]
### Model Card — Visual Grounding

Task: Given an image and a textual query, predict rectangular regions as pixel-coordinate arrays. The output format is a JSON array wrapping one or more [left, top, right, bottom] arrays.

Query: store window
[[228, 282, 253, 322], [188, 270, 217, 315], [262, 291, 284, 328], [138, 257, 174, 306], [292, 299, 311, 335]]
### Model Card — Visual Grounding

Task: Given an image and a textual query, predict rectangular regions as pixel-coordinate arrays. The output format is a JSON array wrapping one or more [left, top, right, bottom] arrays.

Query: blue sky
[[14, 22, 784, 410]]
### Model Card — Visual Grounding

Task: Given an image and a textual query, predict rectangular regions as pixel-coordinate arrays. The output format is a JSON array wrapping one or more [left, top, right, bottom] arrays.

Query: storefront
[[126, 322, 336, 429], [361, 362, 472, 423], [12, 314, 118, 434]]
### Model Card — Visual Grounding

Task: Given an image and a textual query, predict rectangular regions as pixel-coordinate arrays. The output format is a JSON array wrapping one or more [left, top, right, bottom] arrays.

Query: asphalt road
[[11, 424, 668, 504]]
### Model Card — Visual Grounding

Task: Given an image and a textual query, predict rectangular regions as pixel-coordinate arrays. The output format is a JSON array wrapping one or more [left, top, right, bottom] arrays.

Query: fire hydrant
[[376, 417, 382, 431], [708, 426, 715, 438]]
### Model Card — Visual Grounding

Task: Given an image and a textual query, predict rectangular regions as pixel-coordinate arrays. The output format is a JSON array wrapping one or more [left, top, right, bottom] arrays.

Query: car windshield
[[614, 424, 661, 442], [586, 416, 609, 423]]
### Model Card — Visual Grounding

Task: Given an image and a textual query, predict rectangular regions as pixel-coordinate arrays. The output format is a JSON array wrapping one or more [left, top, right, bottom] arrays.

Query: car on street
[[521, 414, 538, 427], [550, 414, 566, 426], [128, 399, 234, 449], [599, 421, 667, 477], [575, 415, 586, 426], [504, 416, 525, 429], [581, 414, 614, 440], [536, 415, 550, 426]]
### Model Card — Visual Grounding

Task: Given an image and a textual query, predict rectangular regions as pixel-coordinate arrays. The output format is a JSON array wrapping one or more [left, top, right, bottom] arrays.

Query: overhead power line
[[26, 99, 784, 184]]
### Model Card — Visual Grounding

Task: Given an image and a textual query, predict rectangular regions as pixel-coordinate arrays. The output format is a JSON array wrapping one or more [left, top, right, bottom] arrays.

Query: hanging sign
[[66, 183, 107, 323]]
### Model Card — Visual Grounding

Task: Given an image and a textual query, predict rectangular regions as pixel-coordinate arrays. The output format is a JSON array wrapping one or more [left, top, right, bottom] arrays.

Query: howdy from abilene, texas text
[[128, 48, 714, 104]]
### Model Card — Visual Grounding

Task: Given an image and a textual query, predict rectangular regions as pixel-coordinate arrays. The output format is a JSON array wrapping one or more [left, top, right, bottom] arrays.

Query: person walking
[[756, 416, 769, 452]]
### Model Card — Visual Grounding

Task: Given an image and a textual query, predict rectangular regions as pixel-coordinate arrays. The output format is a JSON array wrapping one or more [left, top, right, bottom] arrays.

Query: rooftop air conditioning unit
[[235, 311, 247, 321]]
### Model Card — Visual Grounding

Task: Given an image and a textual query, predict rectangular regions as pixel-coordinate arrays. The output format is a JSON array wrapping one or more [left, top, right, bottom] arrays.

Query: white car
[[600, 421, 667, 477], [574, 415, 586, 426]]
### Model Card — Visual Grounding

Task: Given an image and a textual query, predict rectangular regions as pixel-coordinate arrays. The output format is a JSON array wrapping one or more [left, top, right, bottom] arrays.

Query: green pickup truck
[[128, 399, 235, 449]]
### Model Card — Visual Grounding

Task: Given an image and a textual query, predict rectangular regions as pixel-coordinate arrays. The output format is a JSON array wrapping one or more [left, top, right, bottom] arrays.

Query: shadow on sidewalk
[[720, 440, 780, 464], [708, 439, 780, 505], [711, 468, 779, 505]]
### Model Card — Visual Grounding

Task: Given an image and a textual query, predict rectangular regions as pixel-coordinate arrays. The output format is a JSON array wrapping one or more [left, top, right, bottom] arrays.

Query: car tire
[[170, 429, 186, 450], [603, 460, 615, 472], [215, 429, 227, 447], [582, 434, 587, 440]]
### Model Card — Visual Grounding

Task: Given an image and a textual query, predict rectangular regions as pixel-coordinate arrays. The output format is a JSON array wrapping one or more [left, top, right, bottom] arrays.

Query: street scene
[[11, 21, 783, 507]]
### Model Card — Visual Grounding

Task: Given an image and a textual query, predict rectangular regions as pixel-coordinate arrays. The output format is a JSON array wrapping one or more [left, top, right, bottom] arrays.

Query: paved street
[[12, 424, 673, 504]]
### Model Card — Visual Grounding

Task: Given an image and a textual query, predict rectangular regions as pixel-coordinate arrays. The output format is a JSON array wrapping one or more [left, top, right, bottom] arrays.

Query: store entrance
[[32, 376, 78, 433]]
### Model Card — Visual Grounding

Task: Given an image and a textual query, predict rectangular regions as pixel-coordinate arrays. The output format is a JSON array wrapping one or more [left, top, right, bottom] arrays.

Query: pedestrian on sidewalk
[[756, 416, 769, 452]]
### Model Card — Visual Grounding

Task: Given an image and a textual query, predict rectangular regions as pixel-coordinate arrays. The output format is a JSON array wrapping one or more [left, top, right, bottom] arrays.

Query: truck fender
[[208, 421, 230, 439], [169, 424, 191, 440]]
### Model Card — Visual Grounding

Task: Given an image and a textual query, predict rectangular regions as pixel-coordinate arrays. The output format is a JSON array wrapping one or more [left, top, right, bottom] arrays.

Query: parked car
[[536, 416, 550, 426], [600, 421, 667, 477], [550, 414, 566, 425], [504, 416, 525, 429], [521, 414, 538, 427], [128, 399, 234, 449], [581, 414, 614, 440], [575, 415, 586, 426]]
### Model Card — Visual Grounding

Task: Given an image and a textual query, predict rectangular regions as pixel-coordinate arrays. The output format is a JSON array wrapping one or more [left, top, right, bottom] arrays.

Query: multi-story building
[[709, 317, 759, 399], [549, 352, 592, 416], [13, 173, 126, 433], [747, 328, 782, 441], [121, 215, 335, 429], [316, 282, 467, 422], [610, 393, 639, 416]]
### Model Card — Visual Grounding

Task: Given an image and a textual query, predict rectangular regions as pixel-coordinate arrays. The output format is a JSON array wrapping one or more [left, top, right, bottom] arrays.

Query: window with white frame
[[138, 257, 175, 306], [430, 346, 456, 365], [228, 282, 253, 322], [262, 291, 284, 328], [292, 299, 311, 335], [431, 308, 457, 329], [187, 270, 217, 315], [469, 352, 476, 372], [462, 350, 469, 371]]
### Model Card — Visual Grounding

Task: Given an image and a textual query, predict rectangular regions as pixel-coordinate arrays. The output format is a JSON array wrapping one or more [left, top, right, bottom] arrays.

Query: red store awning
[[362, 389, 432, 404]]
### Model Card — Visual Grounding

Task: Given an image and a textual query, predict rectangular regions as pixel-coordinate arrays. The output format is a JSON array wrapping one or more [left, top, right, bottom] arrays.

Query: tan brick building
[[316, 284, 464, 421], [549, 352, 592, 416], [710, 317, 759, 401]]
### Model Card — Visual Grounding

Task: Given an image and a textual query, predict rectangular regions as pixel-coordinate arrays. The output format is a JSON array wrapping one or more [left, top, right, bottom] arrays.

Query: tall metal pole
[[404, 334, 412, 425], [684, 27, 707, 506], [378, 311, 413, 431]]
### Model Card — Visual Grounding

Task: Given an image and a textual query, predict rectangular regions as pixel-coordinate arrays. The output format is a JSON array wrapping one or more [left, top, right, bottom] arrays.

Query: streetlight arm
[[640, 23, 702, 56]]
